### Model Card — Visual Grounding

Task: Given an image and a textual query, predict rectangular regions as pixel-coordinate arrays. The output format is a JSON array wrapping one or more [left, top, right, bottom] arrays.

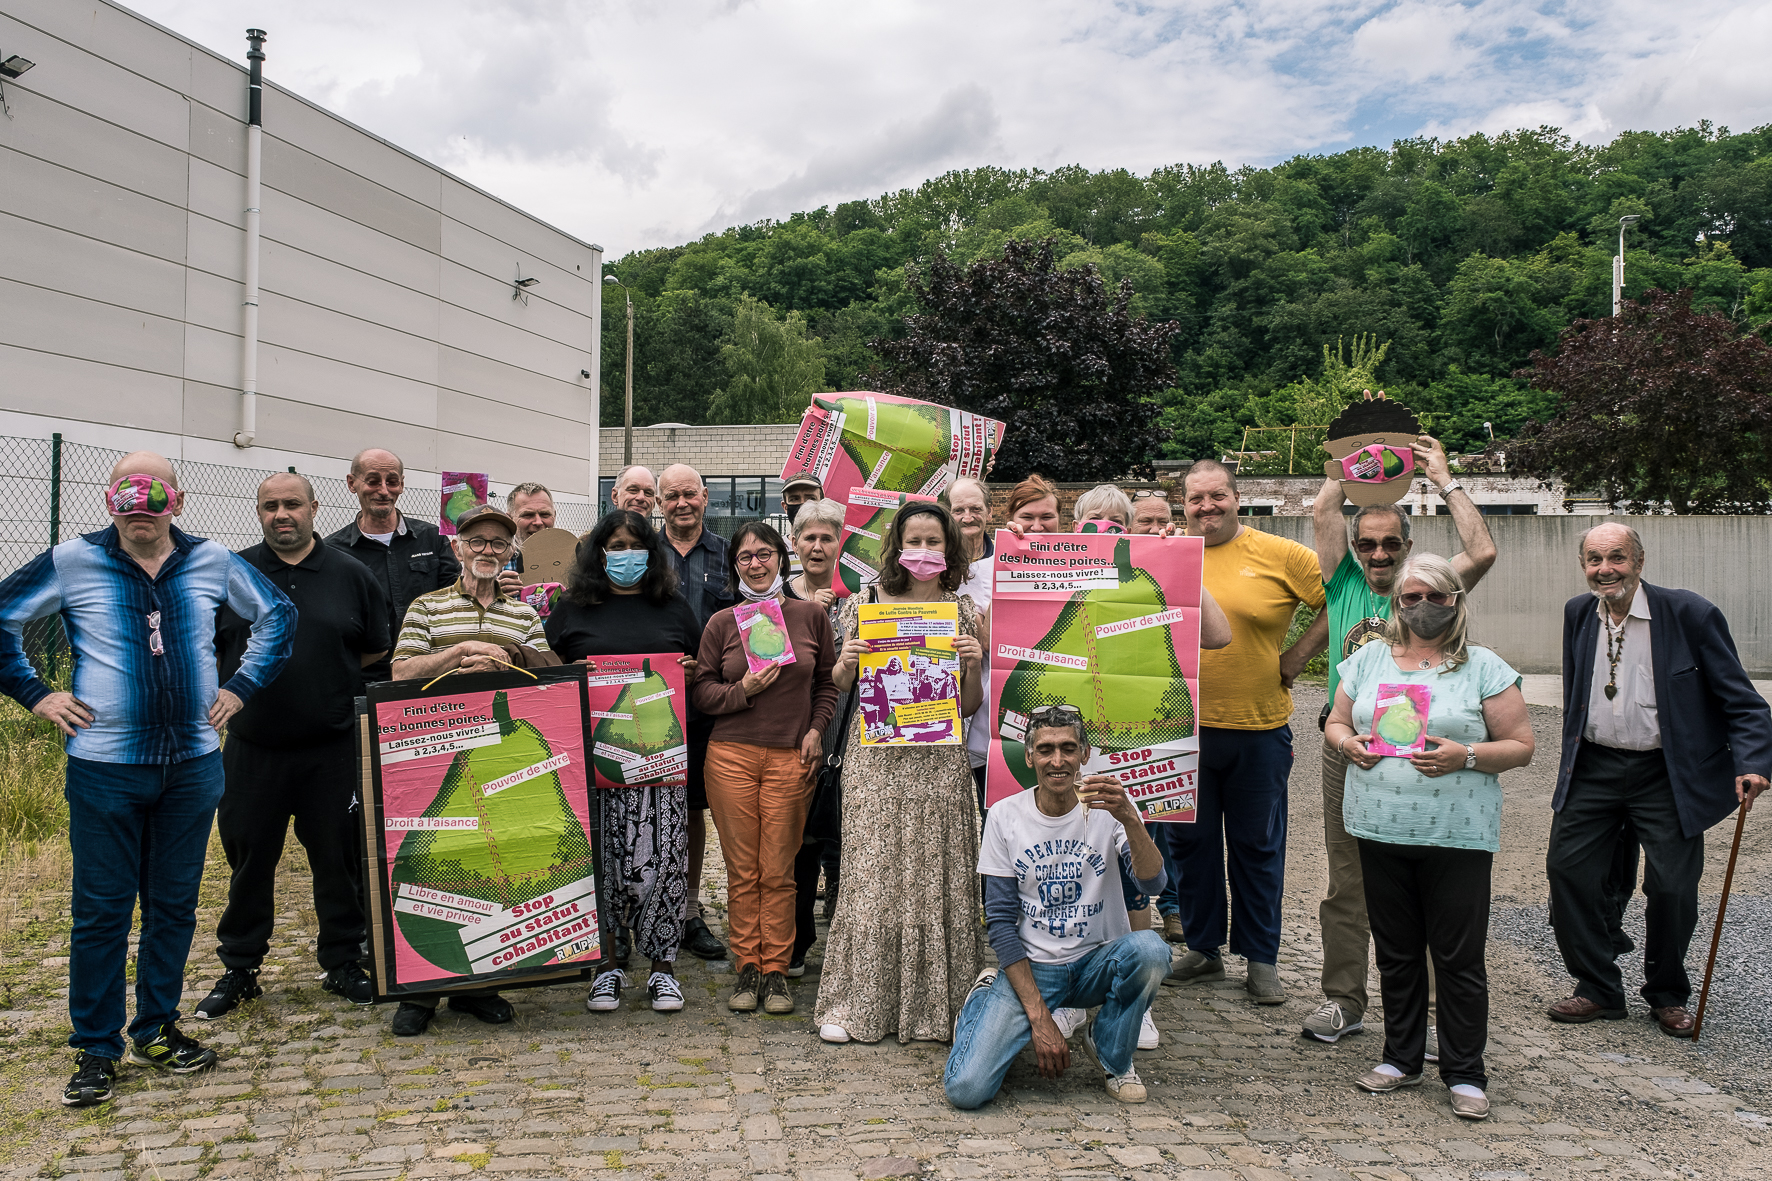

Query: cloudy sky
[[129, 1, 1772, 257]]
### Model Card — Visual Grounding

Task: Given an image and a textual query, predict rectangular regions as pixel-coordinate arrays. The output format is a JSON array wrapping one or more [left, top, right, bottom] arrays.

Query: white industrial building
[[0, 0, 602, 502]]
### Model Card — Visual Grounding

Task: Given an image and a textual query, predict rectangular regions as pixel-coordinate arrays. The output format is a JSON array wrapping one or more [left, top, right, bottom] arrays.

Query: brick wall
[[598, 424, 802, 479]]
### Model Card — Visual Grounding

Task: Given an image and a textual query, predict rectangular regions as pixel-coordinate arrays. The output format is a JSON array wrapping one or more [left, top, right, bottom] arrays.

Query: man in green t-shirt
[[1305, 420, 1496, 1046]]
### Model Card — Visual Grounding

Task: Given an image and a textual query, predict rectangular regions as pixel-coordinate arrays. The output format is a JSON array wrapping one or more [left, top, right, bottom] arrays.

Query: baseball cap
[[782, 473, 821, 493], [453, 504, 518, 536]]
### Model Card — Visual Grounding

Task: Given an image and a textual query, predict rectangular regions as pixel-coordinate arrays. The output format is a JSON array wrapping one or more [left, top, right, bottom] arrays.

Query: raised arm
[[1312, 476, 1349, 584], [1417, 435, 1498, 590]]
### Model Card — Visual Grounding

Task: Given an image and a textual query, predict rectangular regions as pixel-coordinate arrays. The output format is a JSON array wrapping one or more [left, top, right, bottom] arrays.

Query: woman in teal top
[[1324, 554, 1534, 1124]]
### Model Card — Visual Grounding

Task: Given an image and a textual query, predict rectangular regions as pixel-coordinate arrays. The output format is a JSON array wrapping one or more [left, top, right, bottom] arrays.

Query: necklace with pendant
[[1602, 611, 1625, 699]]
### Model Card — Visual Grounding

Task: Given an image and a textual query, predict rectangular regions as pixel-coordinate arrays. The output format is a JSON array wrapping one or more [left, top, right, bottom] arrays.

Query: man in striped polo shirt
[[385, 503, 556, 1034], [0, 451, 295, 1108]]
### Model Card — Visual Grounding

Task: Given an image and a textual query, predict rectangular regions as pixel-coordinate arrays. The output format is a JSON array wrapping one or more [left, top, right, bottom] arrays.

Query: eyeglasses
[[1027, 704, 1083, 725], [1398, 591, 1459, 607], [1132, 490, 1168, 500], [146, 610, 164, 657], [1354, 538, 1406, 554], [462, 537, 512, 555], [735, 550, 778, 567]]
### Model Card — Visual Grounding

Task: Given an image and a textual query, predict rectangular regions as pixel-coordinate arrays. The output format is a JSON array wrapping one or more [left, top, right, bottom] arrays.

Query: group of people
[[1, 425, 1766, 1126]]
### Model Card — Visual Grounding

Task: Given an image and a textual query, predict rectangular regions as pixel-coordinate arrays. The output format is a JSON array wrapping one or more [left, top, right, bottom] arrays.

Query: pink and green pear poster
[[986, 531, 1204, 823]]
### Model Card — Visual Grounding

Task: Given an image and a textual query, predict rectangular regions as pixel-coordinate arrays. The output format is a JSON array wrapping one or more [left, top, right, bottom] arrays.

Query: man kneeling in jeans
[[945, 705, 1171, 1107]]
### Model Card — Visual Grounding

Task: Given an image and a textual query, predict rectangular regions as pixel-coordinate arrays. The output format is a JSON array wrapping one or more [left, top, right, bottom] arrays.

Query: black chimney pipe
[[246, 28, 266, 127]]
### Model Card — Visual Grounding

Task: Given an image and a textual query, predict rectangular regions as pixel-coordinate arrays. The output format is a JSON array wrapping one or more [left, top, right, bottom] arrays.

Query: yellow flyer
[[856, 602, 962, 745]]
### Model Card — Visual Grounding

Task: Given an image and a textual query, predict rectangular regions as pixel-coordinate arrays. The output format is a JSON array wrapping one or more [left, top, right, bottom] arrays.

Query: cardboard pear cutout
[[1322, 399, 1421, 506]]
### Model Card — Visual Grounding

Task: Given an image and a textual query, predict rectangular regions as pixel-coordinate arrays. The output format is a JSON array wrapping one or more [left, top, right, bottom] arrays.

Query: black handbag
[[806, 689, 856, 843]]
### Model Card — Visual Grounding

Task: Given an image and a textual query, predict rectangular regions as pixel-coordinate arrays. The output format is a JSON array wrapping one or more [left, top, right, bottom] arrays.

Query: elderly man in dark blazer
[[1546, 523, 1772, 1037]]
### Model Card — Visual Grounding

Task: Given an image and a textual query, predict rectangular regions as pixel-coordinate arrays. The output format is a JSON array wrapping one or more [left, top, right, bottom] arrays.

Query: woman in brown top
[[691, 522, 838, 1016]]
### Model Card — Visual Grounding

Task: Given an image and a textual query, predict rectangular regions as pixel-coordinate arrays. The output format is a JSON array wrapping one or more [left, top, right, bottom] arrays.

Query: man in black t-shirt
[[199, 474, 391, 1020]]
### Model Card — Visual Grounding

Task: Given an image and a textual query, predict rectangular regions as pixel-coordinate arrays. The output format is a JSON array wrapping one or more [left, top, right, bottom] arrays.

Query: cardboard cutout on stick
[[1322, 400, 1421, 506], [520, 528, 579, 587]]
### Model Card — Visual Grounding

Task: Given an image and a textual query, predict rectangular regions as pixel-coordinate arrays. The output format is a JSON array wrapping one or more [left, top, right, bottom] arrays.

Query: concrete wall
[[1247, 515, 1772, 675], [0, 0, 601, 496]]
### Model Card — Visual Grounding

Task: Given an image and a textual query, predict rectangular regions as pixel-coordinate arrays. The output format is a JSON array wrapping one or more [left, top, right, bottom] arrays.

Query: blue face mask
[[604, 548, 649, 587]]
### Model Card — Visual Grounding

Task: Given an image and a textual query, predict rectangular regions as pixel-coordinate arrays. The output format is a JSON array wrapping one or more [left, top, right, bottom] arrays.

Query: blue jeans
[[944, 931, 1169, 1109], [1163, 725, 1292, 964], [1146, 822, 1181, 917], [66, 751, 224, 1059]]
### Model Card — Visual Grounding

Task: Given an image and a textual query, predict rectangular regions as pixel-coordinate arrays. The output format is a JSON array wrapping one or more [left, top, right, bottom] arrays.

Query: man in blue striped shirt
[[0, 451, 295, 1108]]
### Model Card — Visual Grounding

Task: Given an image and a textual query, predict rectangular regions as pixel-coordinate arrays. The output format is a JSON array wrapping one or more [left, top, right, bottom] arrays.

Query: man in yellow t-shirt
[[1164, 460, 1327, 1005]]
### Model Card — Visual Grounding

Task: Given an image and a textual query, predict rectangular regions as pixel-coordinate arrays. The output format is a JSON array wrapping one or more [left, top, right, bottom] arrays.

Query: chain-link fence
[[0, 434, 599, 679]]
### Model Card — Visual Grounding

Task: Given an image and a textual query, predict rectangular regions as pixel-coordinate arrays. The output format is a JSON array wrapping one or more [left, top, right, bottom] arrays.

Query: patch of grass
[[602, 1151, 623, 1169], [0, 694, 69, 845], [453, 1152, 490, 1169]]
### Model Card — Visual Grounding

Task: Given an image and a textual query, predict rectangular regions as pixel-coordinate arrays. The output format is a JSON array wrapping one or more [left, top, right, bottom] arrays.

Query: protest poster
[[856, 602, 962, 745], [1369, 683, 1431, 757], [358, 666, 606, 998], [584, 654, 690, 788], [733, 599, 797, 672], [985, 532, 1204, 823], [439, 471, 489, 536], [834, 488, 937, 597], [781, 392, 1005, 502]]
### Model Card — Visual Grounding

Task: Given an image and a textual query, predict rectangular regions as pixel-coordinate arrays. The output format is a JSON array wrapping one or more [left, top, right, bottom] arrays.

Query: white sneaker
[[1302, 999, 1365, 1044], [1137, 1008, 1159, 1051], [1082, 1024, 1147, 1103], [967, 968, 998, 1003], [585, 968, 622, 1012], [1051, 1007, 1087, 1039], [818, 1024, 851, 1044], [648, 972, 684, 1012]]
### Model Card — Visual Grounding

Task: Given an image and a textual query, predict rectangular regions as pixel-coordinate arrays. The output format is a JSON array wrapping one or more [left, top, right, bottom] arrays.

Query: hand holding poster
[[856, 602, 962, 745], [440, 471, 490, 536], [361, 667, 603, 996], [986, 532, 1205, 823], [585, 654, 689, 787], [733, 600, 797, 673]]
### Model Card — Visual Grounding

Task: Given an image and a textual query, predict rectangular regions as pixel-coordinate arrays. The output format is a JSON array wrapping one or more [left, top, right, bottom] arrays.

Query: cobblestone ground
[[6, 693, 1771, 1181]]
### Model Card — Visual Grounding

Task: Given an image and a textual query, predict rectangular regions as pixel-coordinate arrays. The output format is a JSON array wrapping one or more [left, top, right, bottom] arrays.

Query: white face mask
[[739, 572, 784, 603]]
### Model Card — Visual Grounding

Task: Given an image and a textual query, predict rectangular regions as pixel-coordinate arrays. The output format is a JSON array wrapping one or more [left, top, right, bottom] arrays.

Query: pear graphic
[[747, 617, 789, 662], [442, 484, 480, 528], [822, 396, 951, 492], [591, 659, 685, 786], [1379, 447, 1407, 479], [391, 691, 595, 974], [996, 539, 1195, 790], [1376, 696, 1424, 749], [837, 504, 898, 594]]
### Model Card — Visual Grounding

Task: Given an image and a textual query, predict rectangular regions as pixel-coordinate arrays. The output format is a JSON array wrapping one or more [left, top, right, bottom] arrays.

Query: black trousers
[[1358, 838, 1493, 1089], [1547, 741, 1702, 1010], [217, 733, 365, 973]]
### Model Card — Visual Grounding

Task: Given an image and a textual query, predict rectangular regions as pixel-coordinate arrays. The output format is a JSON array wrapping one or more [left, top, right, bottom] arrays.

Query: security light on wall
[[512, 265, 541, 304], [0, 55, 33, 78]]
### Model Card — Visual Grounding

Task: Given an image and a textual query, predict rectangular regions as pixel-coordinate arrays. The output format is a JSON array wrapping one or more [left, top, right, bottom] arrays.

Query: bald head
[[347, 448, 406, 528], [110, 451, 178, 488], [351, 448, 403, 478], [658, 464, 708, 539]]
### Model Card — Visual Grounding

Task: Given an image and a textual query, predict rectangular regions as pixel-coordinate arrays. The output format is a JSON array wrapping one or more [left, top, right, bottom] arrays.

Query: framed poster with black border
[[355, 665, 609, 999]]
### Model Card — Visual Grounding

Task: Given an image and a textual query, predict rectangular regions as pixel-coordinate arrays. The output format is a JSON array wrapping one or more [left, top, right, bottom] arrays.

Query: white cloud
[[124, 0, 1772, 255]]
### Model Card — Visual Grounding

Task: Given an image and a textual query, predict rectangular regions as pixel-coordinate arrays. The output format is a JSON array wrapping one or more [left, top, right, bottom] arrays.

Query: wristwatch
[[1440, 480, 1464, 496], [1463, 744, 1477, 770]]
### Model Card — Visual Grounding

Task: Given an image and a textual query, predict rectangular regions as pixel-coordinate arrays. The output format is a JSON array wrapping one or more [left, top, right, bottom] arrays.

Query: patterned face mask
[[1338, 444, 1415, 484], [105, 474, 177, 517]]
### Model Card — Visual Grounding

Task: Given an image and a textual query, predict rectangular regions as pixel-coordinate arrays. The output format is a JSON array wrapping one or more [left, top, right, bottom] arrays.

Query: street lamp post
[[1613, 215, 1642, 316], [603, 275, 634, 466]]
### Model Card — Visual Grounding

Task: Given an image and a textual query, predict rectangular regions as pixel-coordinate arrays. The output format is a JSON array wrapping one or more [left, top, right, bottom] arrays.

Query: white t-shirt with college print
[[978, 788, 1132, 966]]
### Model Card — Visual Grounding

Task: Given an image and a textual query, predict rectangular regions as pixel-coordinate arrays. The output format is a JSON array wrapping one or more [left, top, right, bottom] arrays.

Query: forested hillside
[[599, 123, 1772, 460]]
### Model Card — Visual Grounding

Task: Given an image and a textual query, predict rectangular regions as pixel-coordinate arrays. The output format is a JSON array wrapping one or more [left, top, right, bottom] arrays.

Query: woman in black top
[[545, 510, 700, 1015]]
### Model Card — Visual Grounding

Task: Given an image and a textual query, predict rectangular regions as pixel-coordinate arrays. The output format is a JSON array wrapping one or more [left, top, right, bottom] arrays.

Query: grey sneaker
[[1163, 949, 1226, 986], [1245, 961, 1285, 1005], [1302, 1000, 1364, 1043], [1082, 1024, 1147, 1103]]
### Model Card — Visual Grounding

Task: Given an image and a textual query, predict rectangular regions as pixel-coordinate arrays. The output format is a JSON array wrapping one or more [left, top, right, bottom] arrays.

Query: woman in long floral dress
[[813, 502, 985, 1044]]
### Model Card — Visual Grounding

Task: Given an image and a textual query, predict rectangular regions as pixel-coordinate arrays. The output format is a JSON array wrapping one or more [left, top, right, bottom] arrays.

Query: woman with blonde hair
[[1004, 474, 1060, 533], [1071, 484, 1133, 532], [1323, 554, 1534, 1123]]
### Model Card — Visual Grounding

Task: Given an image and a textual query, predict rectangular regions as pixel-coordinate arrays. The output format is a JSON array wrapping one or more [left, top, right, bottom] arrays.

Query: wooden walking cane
[[1691, 800, 1750, 1041]]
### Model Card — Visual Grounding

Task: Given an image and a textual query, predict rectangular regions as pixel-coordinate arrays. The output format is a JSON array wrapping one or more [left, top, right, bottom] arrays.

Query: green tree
[[875, 238, 1179, 481], [705, 297, 828, 425]]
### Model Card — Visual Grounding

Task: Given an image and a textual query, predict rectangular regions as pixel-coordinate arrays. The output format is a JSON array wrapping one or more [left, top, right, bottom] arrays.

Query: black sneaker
[[125, 1024, 218, 1074], [194, 967, 262, 1020], [391, 1001, 435, 1037], [683, 916, 727, 960], [321, 961, 375, 1006], [787, 951, 807, 978], [62, 1052, 116, 1107]]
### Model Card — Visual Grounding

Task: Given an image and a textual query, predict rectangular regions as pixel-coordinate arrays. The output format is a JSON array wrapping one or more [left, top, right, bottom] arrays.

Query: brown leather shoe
[[1652, 1005, 1695, 1038], [1547, 995, 1627, 1023]]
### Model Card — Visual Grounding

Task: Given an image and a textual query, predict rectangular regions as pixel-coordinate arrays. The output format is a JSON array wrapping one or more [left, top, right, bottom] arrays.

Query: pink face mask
[[898, 547, 949, 582], [105, 474, 177, 517]]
